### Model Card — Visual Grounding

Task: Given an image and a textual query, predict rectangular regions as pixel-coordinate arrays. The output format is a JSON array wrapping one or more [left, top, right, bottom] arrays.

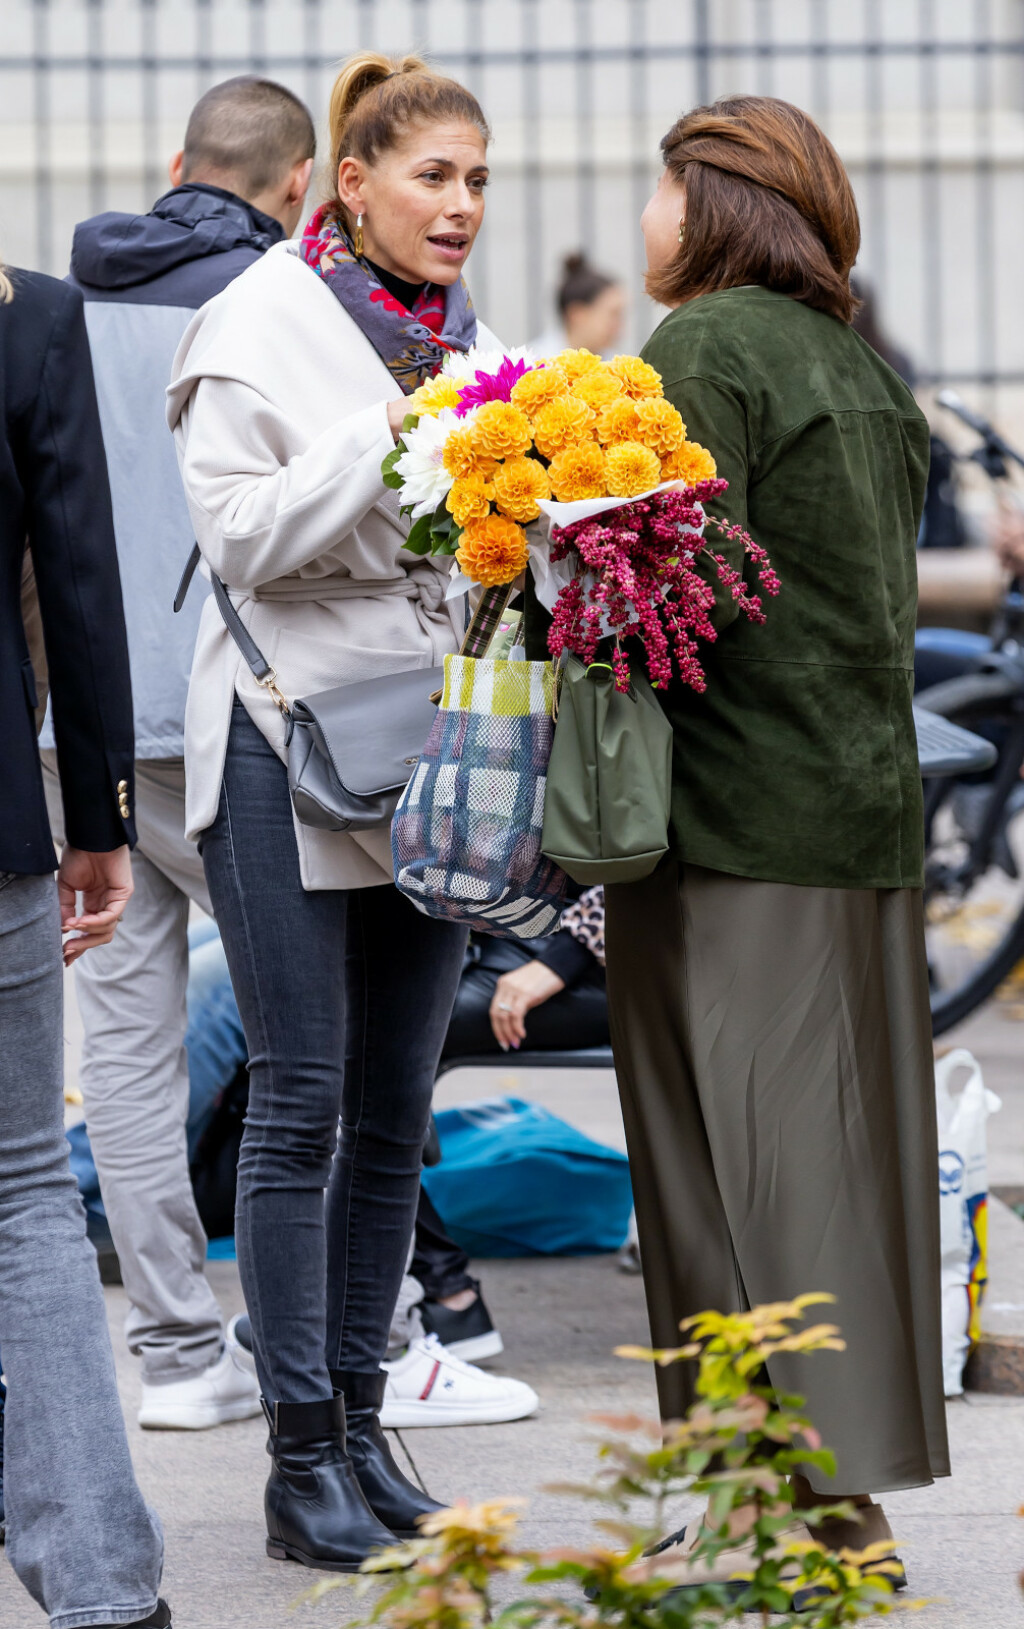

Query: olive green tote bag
[[541, 654, 674, 884]]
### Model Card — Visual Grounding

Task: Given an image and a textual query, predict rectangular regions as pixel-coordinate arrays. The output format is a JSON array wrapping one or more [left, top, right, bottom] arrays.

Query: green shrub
[[311, 1296, 918, 1627]]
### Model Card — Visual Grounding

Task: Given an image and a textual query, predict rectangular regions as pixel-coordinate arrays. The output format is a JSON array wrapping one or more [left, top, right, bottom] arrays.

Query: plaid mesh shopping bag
[[392, 653, 568, 938]]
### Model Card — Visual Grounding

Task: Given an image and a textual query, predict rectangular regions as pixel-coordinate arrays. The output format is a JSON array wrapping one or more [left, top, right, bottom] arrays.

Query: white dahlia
[[441, 345, 535, 384], [393, 408, 460, 519]]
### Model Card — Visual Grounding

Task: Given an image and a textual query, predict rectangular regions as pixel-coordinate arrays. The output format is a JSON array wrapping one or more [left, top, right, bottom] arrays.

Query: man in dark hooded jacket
[[39, 76, 315, 1430]]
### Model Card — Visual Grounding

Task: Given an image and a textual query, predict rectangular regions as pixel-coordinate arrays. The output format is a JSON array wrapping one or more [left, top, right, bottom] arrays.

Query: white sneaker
[[380, 1334, 539, 1428], [138, 1343, 262, 1430]]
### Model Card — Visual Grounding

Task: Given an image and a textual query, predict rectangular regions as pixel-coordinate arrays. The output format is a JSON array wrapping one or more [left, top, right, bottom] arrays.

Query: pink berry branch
[[546, 481, 780, 692]]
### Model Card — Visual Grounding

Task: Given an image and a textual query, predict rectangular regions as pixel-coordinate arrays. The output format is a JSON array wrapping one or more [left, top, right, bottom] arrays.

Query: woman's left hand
[[387, 398, 410, 441], [489, 960, 566, 1051]]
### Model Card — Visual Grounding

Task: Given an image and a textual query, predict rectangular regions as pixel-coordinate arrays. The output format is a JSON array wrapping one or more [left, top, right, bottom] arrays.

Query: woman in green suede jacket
[[602, 95, 948, 1589]]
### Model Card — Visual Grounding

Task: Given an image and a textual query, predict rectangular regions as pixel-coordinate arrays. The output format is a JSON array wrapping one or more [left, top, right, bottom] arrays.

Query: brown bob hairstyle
[[647, 95, 860, 324]]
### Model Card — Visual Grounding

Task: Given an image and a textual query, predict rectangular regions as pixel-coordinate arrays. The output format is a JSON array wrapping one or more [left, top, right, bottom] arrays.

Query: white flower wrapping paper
[[529, 482, 706, 624]]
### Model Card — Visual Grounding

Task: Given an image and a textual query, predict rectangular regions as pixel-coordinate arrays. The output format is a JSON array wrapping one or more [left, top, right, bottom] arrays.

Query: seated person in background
[[443, 886, 608, 1057], [914, 509, 1024, 693]]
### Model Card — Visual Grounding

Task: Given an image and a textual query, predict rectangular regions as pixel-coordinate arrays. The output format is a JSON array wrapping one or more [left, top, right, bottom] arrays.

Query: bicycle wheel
[[916, 671, 1024, 1034]]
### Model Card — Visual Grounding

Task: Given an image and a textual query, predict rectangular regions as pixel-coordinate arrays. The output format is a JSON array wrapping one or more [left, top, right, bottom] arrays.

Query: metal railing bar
[[3, 38, 1023, 73]]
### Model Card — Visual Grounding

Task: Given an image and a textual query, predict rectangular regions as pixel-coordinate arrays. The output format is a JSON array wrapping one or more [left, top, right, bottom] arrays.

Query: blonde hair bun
[[329, 51, 429, 171]]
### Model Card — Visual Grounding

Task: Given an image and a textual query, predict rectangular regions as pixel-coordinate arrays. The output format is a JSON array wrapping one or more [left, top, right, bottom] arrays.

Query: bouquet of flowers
[[382, 344, 778, 685]]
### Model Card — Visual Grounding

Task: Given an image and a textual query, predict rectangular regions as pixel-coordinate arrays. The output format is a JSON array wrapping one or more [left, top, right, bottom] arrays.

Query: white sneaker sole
[[138, 1395, 262, 1431], [380, 1390, 538, 1429], [442, 1330, 505, 1364]]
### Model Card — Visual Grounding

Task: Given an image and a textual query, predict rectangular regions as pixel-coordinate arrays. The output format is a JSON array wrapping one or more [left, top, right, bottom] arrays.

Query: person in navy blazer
[[2, 266, 135, 876], [0, 262, 170, 1629]]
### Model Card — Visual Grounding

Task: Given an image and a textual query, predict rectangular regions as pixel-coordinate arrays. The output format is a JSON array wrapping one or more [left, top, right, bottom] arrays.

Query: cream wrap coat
[[167, 239, 498, 889]]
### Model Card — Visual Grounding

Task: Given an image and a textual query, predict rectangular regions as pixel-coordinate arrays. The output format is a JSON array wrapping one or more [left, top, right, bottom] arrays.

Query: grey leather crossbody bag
[[174, 546, 442, 833]]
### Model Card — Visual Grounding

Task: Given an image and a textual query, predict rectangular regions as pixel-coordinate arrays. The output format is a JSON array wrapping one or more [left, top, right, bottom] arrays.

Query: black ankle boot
[[331, 1369, 445, 1539], [264, 1394, 397, 1571]]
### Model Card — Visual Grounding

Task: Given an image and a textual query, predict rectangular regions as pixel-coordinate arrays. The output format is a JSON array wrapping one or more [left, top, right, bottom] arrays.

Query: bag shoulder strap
[[174, 544, 289, 712]]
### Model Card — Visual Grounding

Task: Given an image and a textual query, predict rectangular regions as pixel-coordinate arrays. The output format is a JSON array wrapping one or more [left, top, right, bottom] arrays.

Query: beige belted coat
[[167, 239, 498, 890]]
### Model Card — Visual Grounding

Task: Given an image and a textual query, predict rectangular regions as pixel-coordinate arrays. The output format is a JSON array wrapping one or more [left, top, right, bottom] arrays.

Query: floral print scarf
[[299, 203, 478, 394]]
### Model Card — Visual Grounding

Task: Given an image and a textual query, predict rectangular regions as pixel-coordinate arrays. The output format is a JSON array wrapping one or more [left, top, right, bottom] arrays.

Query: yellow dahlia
[[596, 397, 641, 445], [552, 347, 604, 384], [491, 456, 551, 523], [604, 440, 662, 498], [634, 397, 687, 456], [407, 373, 463, 417], [446, 471, 494, 527], [456, 513, 530, 587], [660, 439, 718, 484], [510, 364, 569, 417], [608, 354, 664, 400], [572, 366, 625, 412], [547, 442, 607, 502], [442, 423, 495, 481], [471, 400, 533, 461], [532, 394, 596, 460]]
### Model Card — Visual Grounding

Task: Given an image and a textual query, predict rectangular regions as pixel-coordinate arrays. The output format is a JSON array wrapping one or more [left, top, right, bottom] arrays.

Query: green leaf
[[381, 446, 405, 489], [402, 513, 434, 555], [427, 503, 462, 557], [401, 411, 421, 435]]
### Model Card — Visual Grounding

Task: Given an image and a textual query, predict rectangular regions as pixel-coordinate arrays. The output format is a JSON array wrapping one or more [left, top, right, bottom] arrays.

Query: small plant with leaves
[[316, 1297, 919, 1628]]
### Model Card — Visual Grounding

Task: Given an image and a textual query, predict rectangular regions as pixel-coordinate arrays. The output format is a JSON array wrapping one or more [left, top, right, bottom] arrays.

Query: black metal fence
[[2, 0, 1023, 381]]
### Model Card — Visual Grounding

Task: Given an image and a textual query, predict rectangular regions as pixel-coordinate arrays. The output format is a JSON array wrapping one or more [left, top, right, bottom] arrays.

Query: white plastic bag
[[935, 1048, 1002, 1396]]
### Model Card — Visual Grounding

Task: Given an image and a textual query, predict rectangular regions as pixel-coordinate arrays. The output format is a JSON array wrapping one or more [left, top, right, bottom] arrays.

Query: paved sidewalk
[[0, 999, 1021, 1626]]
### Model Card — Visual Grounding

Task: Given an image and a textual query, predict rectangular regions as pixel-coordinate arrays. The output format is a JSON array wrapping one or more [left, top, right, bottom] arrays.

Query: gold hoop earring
[[354, 213, 364, 256], [678, 216, 686, 245]]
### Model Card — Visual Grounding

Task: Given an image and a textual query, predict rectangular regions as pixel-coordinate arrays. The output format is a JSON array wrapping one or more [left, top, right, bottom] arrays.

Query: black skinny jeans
[[200, 701, 467, 1403]]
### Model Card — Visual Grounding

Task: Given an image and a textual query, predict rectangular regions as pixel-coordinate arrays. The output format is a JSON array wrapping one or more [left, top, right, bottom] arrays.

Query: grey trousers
[[604, 860, 950, 1497], [0, 871, 163, 1628], [42, 754, 223, 1384]]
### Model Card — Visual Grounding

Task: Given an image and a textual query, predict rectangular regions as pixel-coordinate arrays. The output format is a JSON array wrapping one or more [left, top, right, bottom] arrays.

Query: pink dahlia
[[453, 356, 530, 416]]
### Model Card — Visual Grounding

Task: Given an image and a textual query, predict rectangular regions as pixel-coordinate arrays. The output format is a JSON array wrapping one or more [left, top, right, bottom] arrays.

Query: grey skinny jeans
[[0, 870, 163, 1628]]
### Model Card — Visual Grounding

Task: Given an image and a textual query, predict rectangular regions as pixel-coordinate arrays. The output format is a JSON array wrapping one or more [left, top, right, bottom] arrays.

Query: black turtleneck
[[366, 256, 427, 312]]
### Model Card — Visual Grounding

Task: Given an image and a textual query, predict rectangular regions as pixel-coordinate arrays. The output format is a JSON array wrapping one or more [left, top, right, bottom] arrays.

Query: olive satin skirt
[[604, 861, 950, 1495]]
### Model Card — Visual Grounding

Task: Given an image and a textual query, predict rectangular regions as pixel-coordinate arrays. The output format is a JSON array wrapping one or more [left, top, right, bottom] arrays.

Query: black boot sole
[[266, 1537, 364, 1572]]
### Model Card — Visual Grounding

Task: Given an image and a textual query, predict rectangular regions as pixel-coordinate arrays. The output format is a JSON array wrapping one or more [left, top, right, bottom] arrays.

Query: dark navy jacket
[[51, 184, 284, 759], [1, 270, 136, 873]]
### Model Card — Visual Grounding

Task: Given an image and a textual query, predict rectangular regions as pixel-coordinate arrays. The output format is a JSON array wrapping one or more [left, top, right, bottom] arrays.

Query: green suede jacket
[[642, 285, 930, 890]]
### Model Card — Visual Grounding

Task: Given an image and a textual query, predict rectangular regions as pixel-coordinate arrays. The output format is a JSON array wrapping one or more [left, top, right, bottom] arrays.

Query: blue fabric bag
[[420, 1096, 633, 1257]]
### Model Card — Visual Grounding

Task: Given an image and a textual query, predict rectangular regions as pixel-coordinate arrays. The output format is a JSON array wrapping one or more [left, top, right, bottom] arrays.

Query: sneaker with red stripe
[[380, 1335, 539, 1428]]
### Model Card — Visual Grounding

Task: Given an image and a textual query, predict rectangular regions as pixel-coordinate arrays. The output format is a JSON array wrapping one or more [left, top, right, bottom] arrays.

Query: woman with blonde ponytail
[[168, 51, 503, 1573]]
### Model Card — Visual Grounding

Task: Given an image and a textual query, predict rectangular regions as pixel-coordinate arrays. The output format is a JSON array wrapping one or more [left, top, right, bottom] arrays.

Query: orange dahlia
[[491, 456, 551, 523], [634, 397, 686, 456], [456, 513, 530, 587], [596, 397, 641, 445], [532, 394, 596, 460], [407, 374, 463, 417], [510, 363, 570, 417], [470, 400, 533, 461], [552, 347, 604, 385], [572, 366, 625, 412], [604, 440, 662, 498], [446, 472, 495, 527], [547, 442, 607, 502], [442, 423, 494, 480], [660, 439, 718, 484], [608, 354, 664, 400]]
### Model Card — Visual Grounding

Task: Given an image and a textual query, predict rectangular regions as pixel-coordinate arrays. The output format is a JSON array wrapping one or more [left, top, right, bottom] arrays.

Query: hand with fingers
[[489, 960, 566, 1052], [58, 845, 133, 966]]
